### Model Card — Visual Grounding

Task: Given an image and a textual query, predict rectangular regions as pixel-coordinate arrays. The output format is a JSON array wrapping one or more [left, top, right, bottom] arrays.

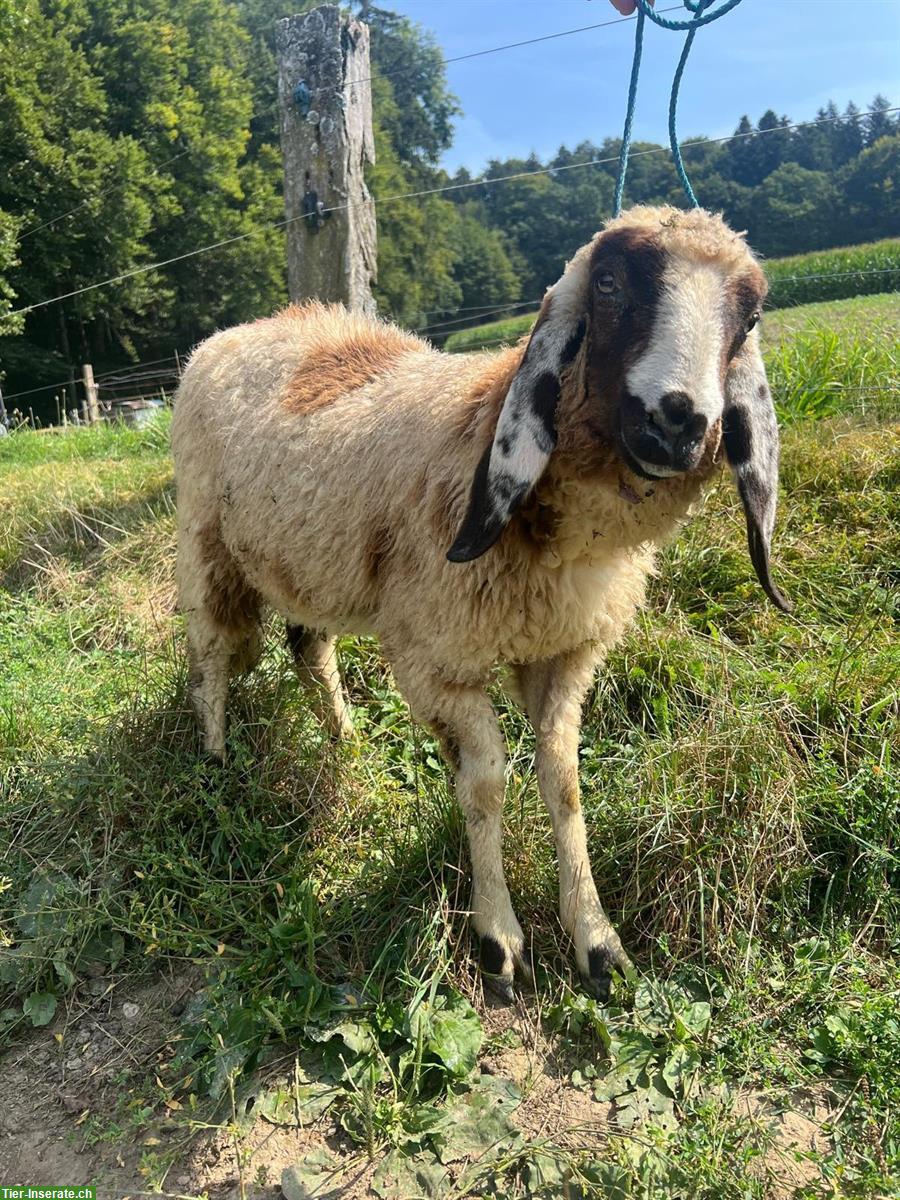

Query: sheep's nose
[[620, 391, 709, 476]]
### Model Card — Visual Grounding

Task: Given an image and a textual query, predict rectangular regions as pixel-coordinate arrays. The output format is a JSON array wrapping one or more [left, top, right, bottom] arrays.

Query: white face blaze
[[624, 257, 728, 477]]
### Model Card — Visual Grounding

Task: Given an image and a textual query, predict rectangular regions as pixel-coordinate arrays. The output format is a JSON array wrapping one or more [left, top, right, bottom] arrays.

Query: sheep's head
[[448, 205, 790, 612]]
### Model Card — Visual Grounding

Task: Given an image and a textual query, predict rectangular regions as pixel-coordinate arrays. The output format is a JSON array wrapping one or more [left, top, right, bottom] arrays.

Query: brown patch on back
[[282, 326, 420, 415], [198, 519, 260, 631]]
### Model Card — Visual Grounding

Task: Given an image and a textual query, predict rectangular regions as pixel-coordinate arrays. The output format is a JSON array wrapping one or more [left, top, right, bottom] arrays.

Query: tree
[[0, 210, 22, 339], [864, 95, 898, 147], [80, 0, 287, 344], [840, 135, 900, 243], [0, 0, 169, 409], [831, 103, 864, 166], [448, 207, 521, 316], [749, 163, 838, 256], [0, 0, 287, 411]]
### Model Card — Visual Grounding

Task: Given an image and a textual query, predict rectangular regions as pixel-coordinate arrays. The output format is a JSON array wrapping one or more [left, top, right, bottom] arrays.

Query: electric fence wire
[[9, 103, 898, 323]]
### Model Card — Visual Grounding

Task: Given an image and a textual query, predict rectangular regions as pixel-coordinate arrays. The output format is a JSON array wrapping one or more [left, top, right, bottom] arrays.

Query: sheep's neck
[[517, 414, 719, 568]]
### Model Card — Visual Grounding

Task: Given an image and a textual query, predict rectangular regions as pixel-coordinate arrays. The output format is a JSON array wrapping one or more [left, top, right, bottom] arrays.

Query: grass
[[1, 301, 899, 1196]]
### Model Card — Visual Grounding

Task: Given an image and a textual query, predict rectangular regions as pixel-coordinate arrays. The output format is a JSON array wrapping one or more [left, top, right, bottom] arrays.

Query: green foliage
[[447, 207, 521, 318], [444, 310, 535, 353], [549, 978, 713, 1133], [0, 208, 22, 339], [440, 113, 899, 341], [0, 0, 286, 419]]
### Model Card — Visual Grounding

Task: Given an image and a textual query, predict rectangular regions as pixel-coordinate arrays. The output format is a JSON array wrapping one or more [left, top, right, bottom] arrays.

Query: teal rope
[[612, 0, 745, 215], [612, 5, 646, 216]]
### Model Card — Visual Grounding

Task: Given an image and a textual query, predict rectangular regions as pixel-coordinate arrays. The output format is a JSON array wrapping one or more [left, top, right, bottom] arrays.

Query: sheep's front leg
[[515, 647, 631, 1000], [391, 657, 530, 1002]]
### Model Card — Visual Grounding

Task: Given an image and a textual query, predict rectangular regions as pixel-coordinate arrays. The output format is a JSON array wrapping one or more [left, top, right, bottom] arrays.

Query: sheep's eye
[[746, 310, 761, 331], [596, 272, 619, 296]]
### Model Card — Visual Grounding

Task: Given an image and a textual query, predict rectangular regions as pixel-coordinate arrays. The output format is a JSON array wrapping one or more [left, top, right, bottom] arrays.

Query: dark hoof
[[583, 946, 617, 1003], [482, 972, 517, 1005], [479, 936, 520, 1005]]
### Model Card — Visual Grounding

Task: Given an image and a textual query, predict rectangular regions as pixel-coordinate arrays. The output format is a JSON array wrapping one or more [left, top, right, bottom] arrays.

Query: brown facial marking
[[198, 518, 260, 631], [282, 327, 420, 415], [721, 266, 768, 378], [561, 227, 667, 458]]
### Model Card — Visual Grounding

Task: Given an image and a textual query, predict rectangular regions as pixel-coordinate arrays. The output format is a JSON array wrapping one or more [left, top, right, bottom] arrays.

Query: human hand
[[609, 0, 654, 15]]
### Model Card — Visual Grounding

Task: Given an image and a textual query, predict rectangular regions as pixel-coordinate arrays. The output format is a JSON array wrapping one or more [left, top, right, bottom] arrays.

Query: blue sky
[[386, 0, 900, 173]]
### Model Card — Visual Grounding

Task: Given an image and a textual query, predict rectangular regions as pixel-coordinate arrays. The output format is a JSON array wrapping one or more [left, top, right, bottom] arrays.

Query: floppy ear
[[447, 269, 588, 563], [723, 330, 791, 613]]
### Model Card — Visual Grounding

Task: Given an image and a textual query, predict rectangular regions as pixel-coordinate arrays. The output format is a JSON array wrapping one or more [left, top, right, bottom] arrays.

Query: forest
[[0, 0, 897, 418]]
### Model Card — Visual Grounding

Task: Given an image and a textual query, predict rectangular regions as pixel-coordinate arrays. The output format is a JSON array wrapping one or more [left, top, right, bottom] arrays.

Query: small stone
[[88, 979, 107, 997], [122, 1002, 140, 1020], [85, 961, 107, 979], [65, 1057, 83, 1072]]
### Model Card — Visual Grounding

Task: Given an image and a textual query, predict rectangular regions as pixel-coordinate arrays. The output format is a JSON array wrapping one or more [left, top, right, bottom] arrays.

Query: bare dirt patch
[[0, 971, 835, 1199]]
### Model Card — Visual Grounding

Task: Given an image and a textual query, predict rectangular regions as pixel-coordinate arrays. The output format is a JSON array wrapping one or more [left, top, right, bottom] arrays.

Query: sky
[[385, 0, 900, 174]]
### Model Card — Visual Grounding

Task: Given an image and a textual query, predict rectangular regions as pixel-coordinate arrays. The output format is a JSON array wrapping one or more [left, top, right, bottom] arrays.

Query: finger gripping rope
[[613, 0, 745, 215]]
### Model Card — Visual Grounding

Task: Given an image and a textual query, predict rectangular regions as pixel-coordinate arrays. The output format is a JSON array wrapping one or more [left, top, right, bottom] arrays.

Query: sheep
[[171, 204, 789, 1002]]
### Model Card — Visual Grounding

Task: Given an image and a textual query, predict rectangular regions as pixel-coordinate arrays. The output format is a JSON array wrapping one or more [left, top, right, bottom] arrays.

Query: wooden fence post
[[82, 363, 100, 424], [276, 5, 377, 314]]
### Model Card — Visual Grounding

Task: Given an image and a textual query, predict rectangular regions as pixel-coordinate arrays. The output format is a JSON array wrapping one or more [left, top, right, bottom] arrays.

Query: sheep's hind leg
[[286, 625, 354, 738], [515, 647, 632, 1001], [391, 656, 530, 1002], [177, 519, 261, 759], [185, 622, 232, 759]]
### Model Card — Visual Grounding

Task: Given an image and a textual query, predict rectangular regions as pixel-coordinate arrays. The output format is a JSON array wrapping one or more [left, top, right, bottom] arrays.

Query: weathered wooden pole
[[276, 5, 377, 314], [82, 363, 100, 424]]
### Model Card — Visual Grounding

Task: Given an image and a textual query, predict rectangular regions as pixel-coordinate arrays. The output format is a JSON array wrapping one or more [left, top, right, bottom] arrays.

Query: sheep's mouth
[[616, 424, 681, 481]]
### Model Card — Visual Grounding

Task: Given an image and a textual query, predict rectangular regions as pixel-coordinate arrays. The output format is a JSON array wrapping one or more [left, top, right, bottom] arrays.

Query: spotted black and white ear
[[723, 331, 792, 613], [447, 275, 588, 563]]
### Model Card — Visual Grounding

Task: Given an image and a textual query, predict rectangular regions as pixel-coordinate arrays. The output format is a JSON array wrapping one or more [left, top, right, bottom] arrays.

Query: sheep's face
[[448, 206, 790, 612], [585, 226, 766, 481]]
